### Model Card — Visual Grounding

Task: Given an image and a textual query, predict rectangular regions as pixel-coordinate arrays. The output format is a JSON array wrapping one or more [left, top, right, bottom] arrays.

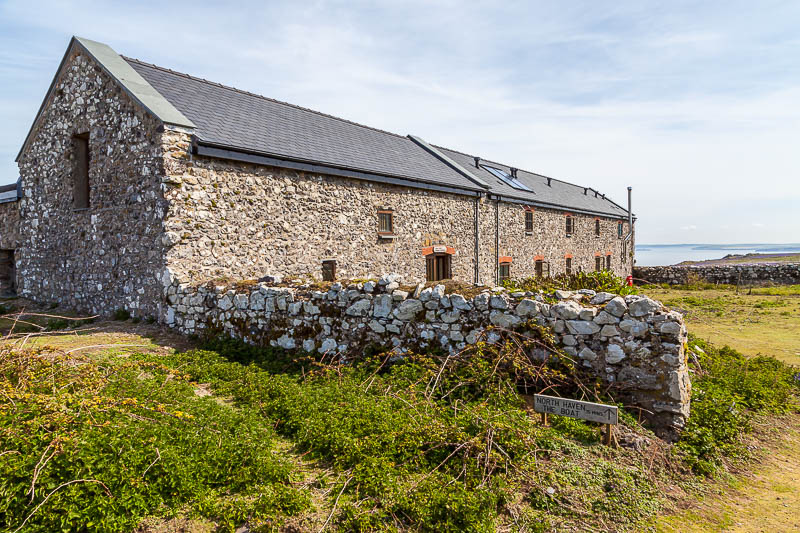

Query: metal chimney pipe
[[627, 187, 632, 228]]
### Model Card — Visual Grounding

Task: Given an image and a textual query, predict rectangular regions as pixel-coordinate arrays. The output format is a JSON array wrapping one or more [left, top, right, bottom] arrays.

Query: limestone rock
[[628, 297, 661, 317], [606, 344, 626, 364], [604, 297, 628, 317], [394, 299, 423, 320]]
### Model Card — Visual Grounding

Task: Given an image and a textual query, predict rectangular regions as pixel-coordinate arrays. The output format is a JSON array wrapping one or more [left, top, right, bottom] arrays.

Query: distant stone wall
[[0, 200, 20, 250], [634, 264, 800, 286], [165, 275, 690, 438]]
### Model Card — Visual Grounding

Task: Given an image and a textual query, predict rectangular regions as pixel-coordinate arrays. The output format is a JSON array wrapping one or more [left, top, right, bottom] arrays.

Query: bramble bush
[[0, 347, 309, 532]]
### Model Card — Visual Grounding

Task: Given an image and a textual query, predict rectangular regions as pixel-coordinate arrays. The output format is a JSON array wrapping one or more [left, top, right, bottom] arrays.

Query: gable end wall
[[16, 49, 169, 317]]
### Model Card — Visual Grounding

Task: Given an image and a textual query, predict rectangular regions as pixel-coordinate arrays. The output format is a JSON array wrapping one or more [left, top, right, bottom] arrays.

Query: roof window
[[480, 165, 534, 193]]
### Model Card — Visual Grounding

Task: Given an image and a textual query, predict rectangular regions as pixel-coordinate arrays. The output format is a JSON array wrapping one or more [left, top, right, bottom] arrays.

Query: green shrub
[[0, 348, 309, 532], [676, 336, 800, 474], [503, 271, 636, 296]]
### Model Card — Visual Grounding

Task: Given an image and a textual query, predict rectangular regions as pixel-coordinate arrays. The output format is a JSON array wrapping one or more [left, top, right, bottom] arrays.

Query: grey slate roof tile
[[125, 56, 628, 217]]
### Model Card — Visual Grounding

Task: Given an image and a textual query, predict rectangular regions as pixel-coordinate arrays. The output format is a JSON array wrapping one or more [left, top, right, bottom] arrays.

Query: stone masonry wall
[[16, 50, 169, 317], [161, 140, 633, 287], [634, 264, 800, 286], [0, 200, 20, 250], [166, 275, 690, 437], [494, 200, 632, 280]]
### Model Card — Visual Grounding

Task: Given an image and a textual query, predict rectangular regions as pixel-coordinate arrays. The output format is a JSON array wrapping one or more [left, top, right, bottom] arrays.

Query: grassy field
[[0, 280, 798, 532], [643, 284, 800, 365], [679, 253, 800, 265]]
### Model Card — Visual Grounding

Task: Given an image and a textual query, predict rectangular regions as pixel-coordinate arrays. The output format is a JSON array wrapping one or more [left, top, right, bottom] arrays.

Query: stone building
[[4, 36, 635, 319]]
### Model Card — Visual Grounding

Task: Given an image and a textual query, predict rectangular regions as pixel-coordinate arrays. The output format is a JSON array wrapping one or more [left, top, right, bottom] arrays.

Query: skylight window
[[480, 165, 534, 193]]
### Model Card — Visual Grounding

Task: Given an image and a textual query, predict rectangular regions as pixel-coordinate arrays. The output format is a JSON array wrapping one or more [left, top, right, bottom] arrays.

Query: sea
[[634, 243, 800, 267]]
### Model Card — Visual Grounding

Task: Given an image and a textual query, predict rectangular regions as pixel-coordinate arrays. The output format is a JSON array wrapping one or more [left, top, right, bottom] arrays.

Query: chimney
[[474, 156, 481, 168], [583, 187, 587, 195], [594, 190, 598, 197], [547, 177, 552, 187], [510, 167, 518, 178], [627, 186, 632, 227]]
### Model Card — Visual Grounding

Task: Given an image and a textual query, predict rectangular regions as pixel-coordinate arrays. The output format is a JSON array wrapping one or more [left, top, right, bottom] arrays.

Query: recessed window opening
[[481, 165, 534, 192], [322, 260, 337, 281], [525, 211, 533, 233], [565, 257, 572, 275], [595, 219, 601, 236], [565, 215, 574, 237], [499, 262, 511, 281], [606, 255, 612, 270], [618, 222, 624, 239], [595, 256, 603, 271], [72, 133, 90, 209], [378, 210, 393, 234], [535, 260, 544, 278], [426, 253, 452, 282]]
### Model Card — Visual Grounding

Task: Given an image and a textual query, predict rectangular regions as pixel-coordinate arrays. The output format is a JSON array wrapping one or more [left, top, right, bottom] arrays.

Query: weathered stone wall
[[160, 144, 633, 287], [0, 200, 20, 250], [16, 50, 169, 317], [494, 200, 632, 280], [634, 264, 800, 286], [166, 275, 689, 437]]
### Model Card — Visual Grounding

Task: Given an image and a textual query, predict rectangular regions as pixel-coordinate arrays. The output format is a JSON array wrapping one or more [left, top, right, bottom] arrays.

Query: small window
[[618, 222, 624, 239], [322, 260, 337, 281], [525, 211, 533, 234], [606, 255, 612, 271], [565, 215, 574, 237], [73, 133, 90, 209], [378, 210, 393, 234], [426, 254, 451, 282], [595, 219, 601, 236], [535, 260, 544, 278], [499, 262, 511, 281], [565, 257, 572, 275], [595, 256, 603, 272]]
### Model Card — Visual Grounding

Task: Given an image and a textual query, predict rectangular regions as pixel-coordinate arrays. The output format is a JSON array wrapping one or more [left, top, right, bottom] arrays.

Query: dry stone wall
[[16, 50, 169, 318], [165, 275, 690, 437], [634, 264, 800, 286]]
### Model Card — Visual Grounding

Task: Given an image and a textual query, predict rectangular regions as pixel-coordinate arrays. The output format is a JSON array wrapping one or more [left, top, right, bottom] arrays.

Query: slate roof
[[124, 56, 628, 218], [435, 147, 629, 217]]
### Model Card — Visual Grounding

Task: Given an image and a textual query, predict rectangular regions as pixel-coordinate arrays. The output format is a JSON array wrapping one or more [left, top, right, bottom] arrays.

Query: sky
[[1, 0, 799, 244]]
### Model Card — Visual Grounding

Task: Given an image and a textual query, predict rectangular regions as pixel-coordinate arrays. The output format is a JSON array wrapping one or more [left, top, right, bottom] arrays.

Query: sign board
[[533, 394, 618, 425], [432, 245, 447, 253]]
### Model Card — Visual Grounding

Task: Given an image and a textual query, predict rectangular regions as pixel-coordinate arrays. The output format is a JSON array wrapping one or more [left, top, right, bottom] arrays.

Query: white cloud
[[1, 0, 799, 244]]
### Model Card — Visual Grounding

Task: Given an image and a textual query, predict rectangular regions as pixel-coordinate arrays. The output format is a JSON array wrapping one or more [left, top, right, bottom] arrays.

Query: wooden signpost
[[533, 394, 618, 446]]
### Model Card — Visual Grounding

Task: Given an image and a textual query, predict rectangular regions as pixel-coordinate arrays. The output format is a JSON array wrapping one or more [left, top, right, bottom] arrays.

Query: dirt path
[[656, 416, 800, 532]]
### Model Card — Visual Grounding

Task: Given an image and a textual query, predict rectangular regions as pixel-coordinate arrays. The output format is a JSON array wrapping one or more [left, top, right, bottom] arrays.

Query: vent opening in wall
[[0, 249, 16, 297], [322, 260, 337, 281]]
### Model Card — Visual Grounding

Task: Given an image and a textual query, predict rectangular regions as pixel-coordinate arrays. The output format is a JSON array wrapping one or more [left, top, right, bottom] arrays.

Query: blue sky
[[1, 0, 799, 244]]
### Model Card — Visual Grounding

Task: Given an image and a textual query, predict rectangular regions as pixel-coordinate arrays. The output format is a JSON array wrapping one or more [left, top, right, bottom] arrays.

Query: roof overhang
[[16, 36, 194, 162], [193, 140, 484, 198]]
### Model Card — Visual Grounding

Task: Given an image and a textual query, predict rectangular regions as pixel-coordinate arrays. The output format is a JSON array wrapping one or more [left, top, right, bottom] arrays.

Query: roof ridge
[[122, 56, 409, 141]]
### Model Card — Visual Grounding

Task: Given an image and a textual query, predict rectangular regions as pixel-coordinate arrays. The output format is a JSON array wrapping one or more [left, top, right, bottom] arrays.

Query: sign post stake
[[540, 412, 548, 426], [603, 424, 613, 446]]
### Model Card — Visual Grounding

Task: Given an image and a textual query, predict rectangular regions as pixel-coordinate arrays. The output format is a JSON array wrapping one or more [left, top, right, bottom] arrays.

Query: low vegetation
[[502, 270, 637, 297], [1, 273, 798, 531]]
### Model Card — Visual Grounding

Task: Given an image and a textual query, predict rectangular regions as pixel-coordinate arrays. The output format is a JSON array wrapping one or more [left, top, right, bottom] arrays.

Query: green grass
[[676, 336, 800, 476]]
